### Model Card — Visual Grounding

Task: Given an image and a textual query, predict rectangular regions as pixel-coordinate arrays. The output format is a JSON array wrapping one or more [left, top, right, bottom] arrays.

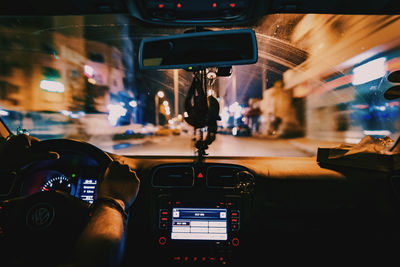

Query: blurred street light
[[129, 100, 138, 108], [84, 65, 94, 77], [163, 100, 171, 116], [155, 90, 165, 126], [0, 109, 9, 116], [88, 78, 96, 84], [157, 91, 165, 98], [107, 103, 127, 126], [229, 102, 243, 119], [352, 57, 386, 85], [40, 80, 65, 93]]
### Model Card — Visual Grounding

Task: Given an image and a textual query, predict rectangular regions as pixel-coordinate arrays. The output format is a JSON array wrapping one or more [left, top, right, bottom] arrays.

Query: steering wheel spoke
[[2, 191, 90, 263]]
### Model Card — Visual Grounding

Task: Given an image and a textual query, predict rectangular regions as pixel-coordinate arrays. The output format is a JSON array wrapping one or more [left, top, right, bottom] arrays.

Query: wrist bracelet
[[91, 198, 128, 220]]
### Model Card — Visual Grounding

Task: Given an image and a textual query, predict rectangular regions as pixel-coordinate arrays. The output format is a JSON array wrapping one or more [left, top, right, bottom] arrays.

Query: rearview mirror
[[139, 29, 258, 70]]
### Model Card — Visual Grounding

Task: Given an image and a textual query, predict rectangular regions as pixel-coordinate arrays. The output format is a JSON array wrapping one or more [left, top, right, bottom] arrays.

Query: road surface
[[95, 134, 317, 157]]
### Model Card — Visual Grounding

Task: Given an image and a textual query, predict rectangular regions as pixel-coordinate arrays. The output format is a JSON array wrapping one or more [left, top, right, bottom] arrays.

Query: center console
[[149, 163, 255, 264]]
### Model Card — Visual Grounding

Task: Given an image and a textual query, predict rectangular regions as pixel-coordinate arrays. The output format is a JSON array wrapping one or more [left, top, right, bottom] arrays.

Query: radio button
[[159, 222, 168, 229], [159, 209, 170, 229], [232, 237, 240, 247], [172, 256, 181, 262], [158, 236, 167, 245], [231, 210, 240, 217], [159, 209, 169, 216]]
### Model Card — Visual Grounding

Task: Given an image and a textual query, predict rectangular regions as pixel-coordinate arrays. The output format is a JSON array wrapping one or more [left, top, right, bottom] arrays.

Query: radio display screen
[[171, 207, 228, 241]]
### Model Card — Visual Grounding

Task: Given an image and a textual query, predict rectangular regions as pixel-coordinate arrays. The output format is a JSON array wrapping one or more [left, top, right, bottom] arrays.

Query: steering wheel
[[1, 139, 113, 265]]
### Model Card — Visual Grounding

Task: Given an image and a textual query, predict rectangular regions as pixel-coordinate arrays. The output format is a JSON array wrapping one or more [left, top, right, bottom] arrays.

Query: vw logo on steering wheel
[[26, 203, 55, 229]]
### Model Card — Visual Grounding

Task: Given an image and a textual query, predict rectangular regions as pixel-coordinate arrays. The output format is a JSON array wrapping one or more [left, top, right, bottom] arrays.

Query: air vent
[[152, 165, 194, 188], [206, 165, 244, 188]]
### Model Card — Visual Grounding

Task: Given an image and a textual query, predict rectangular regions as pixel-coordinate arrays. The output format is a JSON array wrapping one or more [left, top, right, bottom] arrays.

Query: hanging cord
[[184, 71, 208, 129], [184, 70, 221, 161]]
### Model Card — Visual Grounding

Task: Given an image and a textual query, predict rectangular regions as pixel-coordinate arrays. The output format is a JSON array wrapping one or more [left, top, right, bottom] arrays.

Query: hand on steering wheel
[[0, 135, 140, 265], [98, 161, 140, 211], [0, 134, 59, 172]]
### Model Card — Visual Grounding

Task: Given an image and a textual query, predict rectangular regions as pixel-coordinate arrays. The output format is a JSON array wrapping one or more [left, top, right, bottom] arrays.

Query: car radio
[[170, 207, 229, 241], [155, 199, 242, 264], [149, 163, 255, 264]]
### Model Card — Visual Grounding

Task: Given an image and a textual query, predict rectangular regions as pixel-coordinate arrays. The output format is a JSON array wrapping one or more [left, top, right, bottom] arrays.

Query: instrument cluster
[[21, 169, 98, 204]]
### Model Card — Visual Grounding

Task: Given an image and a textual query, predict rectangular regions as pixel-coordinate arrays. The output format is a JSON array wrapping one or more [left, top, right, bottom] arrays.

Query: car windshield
[[0, 14, 399, 157]]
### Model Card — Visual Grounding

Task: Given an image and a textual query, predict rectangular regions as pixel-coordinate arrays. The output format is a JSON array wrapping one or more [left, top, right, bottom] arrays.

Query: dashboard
[[6, 151, 400, 265]]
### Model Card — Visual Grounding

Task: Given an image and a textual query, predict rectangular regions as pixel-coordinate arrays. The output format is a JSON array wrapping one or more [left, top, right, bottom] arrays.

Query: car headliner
[[1, 0, 400, 17]]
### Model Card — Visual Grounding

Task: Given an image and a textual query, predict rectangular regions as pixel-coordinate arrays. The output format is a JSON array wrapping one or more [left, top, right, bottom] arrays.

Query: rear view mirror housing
[[139, 29, 258, 70]]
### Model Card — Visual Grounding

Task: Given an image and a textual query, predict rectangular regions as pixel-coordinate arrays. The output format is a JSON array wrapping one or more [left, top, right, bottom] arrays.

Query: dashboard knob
[[158, 236, 167, 245], [232, 237, 240, 247]]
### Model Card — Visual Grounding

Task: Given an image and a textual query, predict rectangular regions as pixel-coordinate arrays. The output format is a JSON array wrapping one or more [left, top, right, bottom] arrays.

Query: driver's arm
[[71, 161, 140, 267]]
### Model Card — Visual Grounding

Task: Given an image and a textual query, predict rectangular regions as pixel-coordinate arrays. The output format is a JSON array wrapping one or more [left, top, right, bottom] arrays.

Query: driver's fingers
[[19, 151, 59, 166], [7, 134, 34, 149], [9, 134, 59, 160], [108, 161, 129, 172], [107, 160, 121, 169], [7, 134, 43, 151], [105, 161, 135, 179]]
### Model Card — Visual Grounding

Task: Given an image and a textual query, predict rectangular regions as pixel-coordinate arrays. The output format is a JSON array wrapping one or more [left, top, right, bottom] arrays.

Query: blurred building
[[0, 16, 126, 115], [223, 15, 400, 142], [243, 98, 261, 133], [217, 19, 308, 136], [258, 80, 302, 137], [84, 39, 126, 112], [284, 15, 400, 143], [0, 15, 137, 138]]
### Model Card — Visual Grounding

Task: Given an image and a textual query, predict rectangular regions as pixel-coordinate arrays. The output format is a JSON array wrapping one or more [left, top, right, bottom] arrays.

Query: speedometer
[[42, 175, 75, 195]]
